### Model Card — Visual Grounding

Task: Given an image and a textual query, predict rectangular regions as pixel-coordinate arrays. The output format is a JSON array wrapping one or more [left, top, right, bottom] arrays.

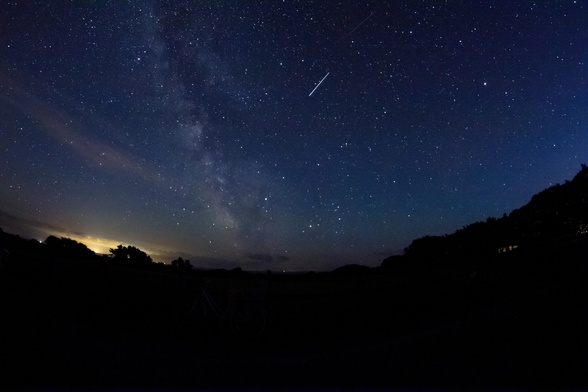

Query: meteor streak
[[308, 72, 330, 96], [342, 12, 374, 38]]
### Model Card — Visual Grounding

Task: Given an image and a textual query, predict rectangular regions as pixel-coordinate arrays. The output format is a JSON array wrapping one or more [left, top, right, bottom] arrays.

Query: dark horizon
[[3, 162, 588, 273], [1, 209, 587, 389]]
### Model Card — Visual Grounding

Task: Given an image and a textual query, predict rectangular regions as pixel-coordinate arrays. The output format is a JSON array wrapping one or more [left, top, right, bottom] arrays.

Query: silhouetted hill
[[331, 263, 372, 276], [402, 164, 588, 264]]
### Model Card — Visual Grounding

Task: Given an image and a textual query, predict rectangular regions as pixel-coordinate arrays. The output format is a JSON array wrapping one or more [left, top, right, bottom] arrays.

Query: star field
[[1, 1, 587, 270]]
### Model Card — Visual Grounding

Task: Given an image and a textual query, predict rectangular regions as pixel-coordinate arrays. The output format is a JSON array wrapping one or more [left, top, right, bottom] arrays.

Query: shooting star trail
[[342, 11, 374, 38], [308, 72, 330, 96]]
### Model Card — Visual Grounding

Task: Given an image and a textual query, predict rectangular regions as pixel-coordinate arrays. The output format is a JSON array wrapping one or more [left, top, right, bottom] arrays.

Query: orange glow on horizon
[[60, 233, 178, 263], [47, 231, 148, 257]]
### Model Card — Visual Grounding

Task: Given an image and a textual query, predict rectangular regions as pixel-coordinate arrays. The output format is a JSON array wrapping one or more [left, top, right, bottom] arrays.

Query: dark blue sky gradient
[[1, 1, 587, 270]]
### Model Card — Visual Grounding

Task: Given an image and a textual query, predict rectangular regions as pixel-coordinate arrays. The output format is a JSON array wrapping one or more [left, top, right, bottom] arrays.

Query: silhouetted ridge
[[403, 164, 588, 263], [332, 263, 372, 276]]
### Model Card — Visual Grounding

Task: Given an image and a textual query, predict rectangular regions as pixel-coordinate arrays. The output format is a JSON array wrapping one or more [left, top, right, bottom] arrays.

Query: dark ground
[[0, 247, 587, 391]]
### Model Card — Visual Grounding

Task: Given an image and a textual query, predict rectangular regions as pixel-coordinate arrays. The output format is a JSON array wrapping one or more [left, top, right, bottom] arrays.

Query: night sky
[[1, 1, 587, 271]]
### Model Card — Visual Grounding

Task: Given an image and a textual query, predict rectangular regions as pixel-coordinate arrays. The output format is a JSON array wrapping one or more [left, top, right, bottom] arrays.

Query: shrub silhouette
[[109, 245, 152, 268], [171, 257, 192, 270]]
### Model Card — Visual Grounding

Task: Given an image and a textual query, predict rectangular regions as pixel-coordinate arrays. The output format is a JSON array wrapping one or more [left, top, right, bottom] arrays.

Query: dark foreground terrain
[[1, 241, 587, 390]]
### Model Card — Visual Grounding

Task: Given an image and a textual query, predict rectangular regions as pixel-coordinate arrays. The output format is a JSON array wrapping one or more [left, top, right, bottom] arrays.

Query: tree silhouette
[[109, 245, 152, 268], [171, 257, 192, 270], [45, 235, 95, 260]]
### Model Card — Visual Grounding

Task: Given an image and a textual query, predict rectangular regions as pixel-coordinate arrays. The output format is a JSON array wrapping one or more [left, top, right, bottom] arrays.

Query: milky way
[[0, 1, 586, 270]]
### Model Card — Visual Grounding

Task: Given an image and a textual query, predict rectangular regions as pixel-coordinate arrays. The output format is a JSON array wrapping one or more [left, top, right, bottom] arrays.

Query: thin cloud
[[244, 253, 291, 263], [0, 69, 169, 188], [0, 209, 71, 238], [0, 209, 156, 256]]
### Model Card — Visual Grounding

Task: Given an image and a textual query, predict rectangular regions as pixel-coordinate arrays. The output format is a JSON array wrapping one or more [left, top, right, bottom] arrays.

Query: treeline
[[396, 164, 588, 265], [0, 228, 255, 278], [0, 228, 192, 272]]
